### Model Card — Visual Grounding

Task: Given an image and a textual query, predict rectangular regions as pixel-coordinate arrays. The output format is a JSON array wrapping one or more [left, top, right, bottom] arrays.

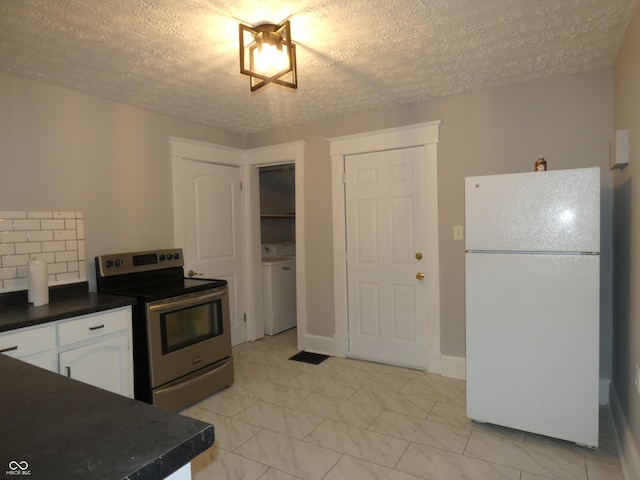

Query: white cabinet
[[57, 307, 133, 398], [0, 324, 56, 372], [59, 335, 131, 397], [0, 306, 133, 398]]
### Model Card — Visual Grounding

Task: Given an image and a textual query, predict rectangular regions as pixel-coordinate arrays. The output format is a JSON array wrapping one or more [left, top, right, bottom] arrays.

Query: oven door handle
[[147, 288, 226, 314]]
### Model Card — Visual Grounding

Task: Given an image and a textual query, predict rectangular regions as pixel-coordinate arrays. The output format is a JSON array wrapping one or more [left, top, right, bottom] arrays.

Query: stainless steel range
[[95, 248, 234, 411]]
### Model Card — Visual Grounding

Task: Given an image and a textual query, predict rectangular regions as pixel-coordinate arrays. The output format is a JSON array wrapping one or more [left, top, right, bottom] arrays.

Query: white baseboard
[[610, 383, 640, 480], [302, 333, 336, 357], [440, 355, 466, 380]]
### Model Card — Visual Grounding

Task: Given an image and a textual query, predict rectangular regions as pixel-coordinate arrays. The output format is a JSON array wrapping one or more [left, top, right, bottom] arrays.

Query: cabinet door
[[59, 335, 132, 397]]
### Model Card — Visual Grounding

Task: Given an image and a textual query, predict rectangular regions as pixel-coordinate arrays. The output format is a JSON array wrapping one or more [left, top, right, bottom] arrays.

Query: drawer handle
[[0, 345, 18, 354], [89, 324, 105, 331]]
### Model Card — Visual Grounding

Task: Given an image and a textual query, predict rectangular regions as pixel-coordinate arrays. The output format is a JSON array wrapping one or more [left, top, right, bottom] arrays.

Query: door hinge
[[342, 172, 347, 184], [244, 313, 247, 323], [240, 181, 243, 191]]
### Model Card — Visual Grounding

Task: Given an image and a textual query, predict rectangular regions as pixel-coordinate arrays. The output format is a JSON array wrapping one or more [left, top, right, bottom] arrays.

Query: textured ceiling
[[0, 0, 638, 135]]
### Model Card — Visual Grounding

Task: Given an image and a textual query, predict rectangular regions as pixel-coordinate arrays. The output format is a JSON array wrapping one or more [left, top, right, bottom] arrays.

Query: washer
[[261, 242, 296, 336]]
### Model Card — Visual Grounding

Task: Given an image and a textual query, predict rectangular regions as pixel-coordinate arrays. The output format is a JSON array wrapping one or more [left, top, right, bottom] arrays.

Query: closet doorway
[[259, 164, 297, 336]]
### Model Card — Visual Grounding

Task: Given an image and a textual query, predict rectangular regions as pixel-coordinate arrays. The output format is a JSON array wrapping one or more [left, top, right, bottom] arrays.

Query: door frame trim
[[328, 121, 442, 372], [169, 137, 307, 346], [245, 141, 307, 349]]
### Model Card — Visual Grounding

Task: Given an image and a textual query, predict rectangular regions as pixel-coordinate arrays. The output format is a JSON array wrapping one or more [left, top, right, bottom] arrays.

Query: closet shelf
[[260, 213, 295, 219]]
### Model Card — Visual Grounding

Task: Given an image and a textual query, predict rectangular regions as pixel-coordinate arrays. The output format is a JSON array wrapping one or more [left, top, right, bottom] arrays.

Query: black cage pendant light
[[239, 20, 297, 92]]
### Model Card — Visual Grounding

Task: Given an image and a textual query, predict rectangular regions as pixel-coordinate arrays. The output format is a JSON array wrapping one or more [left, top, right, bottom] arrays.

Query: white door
[[345, 146, 428, 368], [173, 159, 245, 346]]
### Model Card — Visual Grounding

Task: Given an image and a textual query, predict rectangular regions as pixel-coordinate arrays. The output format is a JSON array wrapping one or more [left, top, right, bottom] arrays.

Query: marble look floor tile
[[427, 402, 526, 441], [464, 431, 588, 480], [324, 356, 385, 372], [192, 445, 269, 480], [234, 400, 324, 439], [396, 442, 521, 480], [294, 392, 382, 429], [378, 365, 450, 385], [348, 386, 434, 418], [235, 430, 341, 480], [335, 367, 409, 392], [235, 361, 302, 385], [518, 472, 555, 480], [257, 468, 304, 480], [585, 456, 624, 480], [187, 388, 257, 417], [233, 344, 291, 366], [305, 419, 409, 468], [285, 372, 359, 399], [324, 455, 424, 480], [400, 377, 466, 406], [281, 358, 347, 379], [369, 410, 471, 454], [182, 407, 262, 451], [229, 374, 311, 408]]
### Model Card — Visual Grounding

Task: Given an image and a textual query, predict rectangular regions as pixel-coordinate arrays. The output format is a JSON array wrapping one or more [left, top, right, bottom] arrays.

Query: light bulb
[[255, 44, 288, 74]]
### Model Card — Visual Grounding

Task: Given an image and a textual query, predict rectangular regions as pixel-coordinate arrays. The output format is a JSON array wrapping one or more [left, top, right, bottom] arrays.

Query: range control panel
[[96, 248, 184, 277]]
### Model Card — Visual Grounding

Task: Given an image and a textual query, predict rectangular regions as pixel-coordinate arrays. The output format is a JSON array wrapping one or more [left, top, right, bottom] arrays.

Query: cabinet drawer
[[57, 308, 130, 346], [0, 325, 53, 358]]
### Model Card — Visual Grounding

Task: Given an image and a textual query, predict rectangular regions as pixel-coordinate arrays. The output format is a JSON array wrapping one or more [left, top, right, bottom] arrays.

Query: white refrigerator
[[465, 167, 600, 447]]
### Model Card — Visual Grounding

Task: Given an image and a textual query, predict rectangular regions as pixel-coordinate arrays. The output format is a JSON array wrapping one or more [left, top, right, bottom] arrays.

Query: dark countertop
[[0, 282, 136, 333], [0, 354, 214, 479]]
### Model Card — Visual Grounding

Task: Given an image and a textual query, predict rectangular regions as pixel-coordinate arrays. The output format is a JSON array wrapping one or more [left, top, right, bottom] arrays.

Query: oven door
[[145, 286, 231, 388]]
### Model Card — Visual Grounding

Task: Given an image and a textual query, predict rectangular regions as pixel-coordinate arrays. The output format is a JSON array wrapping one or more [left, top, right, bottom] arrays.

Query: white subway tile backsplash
[[1, 231, 28, 243], [76, 220, 85, 240], [0, 219, 13, 230], [28, 230, 54, 242], [55, 250, 78, 263], [4, 277, 27, 290], [0, 268, 16, 280], [15, 242, 42, 255], [14, 219, 41, 231], [3, 254, 29, 267], [0, 211, 27, 219], [54, 229, 76, 241], [43, 241, 66, 252], [48, 262, 68, 275], [41, 219, 65, 230], [0, 210, 86, 292], [27, 211, 52, 219]]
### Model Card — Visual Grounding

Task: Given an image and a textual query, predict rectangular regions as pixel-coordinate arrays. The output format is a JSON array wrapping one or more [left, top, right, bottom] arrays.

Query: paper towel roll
[[28, 259, 49, 307]]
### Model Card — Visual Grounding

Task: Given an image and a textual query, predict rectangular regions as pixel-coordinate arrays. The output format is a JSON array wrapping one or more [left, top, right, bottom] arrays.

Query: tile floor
[[182, 329, 624, 480]]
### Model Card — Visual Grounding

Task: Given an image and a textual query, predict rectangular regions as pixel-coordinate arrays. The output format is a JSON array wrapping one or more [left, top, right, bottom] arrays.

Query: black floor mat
[[289, 351, 330, 365]]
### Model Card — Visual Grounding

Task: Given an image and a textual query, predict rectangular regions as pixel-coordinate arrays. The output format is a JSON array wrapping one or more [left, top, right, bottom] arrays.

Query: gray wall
[[248, 70, 614, 371], [0, 68, 614, 379], [0, 71, 244, 284], [613, 3, 640, 473]]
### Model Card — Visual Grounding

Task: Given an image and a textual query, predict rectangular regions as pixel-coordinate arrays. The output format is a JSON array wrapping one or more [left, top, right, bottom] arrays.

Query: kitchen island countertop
[[0, 353, 214, 479]]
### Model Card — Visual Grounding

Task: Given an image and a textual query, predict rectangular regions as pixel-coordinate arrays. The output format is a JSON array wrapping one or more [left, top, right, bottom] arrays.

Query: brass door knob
[[416, 272, 425, 280], [415, 252, 423, 260], [187, 270, 203, 277]]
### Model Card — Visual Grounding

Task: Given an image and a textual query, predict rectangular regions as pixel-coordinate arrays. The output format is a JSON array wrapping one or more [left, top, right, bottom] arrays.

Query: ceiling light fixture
[[239, 20, 297, 92]]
